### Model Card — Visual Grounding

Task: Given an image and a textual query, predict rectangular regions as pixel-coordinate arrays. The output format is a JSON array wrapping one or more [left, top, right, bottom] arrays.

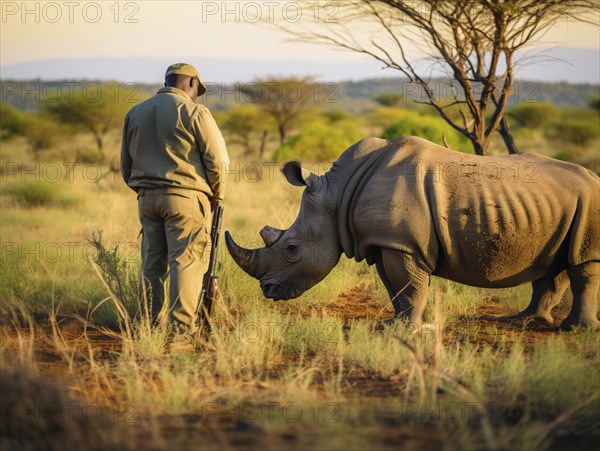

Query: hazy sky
[[2, 1, 359, 63], [1, 1, 599, 82]]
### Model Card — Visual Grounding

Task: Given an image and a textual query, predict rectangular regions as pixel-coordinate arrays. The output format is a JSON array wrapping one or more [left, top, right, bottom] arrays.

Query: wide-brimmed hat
[[165, 63, 207, 96]]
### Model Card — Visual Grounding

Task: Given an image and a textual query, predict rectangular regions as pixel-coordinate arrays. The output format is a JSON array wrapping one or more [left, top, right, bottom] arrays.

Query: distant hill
[[1, 78, 598, 113], [1, 48, 598, 84]]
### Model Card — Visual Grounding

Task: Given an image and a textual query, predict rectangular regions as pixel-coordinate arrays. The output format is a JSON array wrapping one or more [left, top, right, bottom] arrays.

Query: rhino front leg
[[518, 271, 570, 324], [377, 249, 431, 328], [561, 262, 600, 330]]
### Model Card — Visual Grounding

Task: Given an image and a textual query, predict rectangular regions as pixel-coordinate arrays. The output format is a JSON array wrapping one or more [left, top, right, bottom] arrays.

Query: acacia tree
[[281, 0, 599, 155], [237, 76, 318, 145], [222, 105, 273, 158], [44, 90, 128, 158]]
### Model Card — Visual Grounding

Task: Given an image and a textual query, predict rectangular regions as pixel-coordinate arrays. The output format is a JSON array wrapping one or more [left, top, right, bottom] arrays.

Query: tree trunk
[[92, 133, 106, 163], [93, 131, 105, 155], [498, 116, 519, 154], [471, 134, 488, 156], [278, 125, 286, 145], [259, 130, 268, 159], [243, 134, 252, 155]]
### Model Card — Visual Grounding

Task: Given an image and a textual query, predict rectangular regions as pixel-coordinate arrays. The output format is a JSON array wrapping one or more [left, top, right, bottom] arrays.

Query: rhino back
[[344, 137, 599, 287]]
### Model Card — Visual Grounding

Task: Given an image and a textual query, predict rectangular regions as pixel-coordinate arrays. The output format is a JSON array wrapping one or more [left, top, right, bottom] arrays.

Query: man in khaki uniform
[[121, 63, 229, 338]]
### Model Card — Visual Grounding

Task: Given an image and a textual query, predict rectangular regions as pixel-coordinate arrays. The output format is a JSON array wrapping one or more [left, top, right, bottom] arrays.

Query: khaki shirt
[[120, 87, 230, 200]]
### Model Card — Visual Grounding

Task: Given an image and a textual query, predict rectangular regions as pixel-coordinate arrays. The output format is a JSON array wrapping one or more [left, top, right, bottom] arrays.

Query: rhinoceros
[[225, 137, 600, 330]]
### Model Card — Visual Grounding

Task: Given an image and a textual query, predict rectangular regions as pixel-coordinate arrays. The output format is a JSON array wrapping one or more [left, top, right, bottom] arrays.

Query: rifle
[[197, 201, 224, 331]]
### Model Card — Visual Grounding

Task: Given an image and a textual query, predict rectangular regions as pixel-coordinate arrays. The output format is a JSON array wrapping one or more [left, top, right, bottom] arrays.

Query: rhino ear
[[283, 161, 321, 190]]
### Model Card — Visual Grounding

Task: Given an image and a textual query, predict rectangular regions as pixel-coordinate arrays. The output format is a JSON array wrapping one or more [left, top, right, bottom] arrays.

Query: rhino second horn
[[225, 231, 260, 279], [260, 226, 284, 247]]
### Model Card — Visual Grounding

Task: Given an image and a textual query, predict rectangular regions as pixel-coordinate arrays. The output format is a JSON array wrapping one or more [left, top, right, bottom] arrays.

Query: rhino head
[[225, 161, 341, 301]]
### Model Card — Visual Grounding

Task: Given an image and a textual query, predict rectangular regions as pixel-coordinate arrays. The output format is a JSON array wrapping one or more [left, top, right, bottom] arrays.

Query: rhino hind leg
[[560, 262, 600, 331], [375, 259, 396, 301], [481, 271, 570, 325], [377, 249, 431, 328], [518, 271, 570, 324]]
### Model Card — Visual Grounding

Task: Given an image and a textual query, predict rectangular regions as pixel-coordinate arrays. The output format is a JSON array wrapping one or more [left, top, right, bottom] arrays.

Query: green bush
[[273, 119, 364, 162], [381, 112, 471, 151], [0, 102, 26, 139], [508, 103, 559, 129], [545, 118, 599, 147]]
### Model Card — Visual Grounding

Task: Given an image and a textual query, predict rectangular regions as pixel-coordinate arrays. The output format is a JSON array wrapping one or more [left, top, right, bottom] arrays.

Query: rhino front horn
[[259, 226, 283, 247], [225, 231, 260, 279]]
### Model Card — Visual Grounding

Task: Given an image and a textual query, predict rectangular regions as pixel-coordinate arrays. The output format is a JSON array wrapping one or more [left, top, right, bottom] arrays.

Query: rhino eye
[[284, 242, 301, 263]]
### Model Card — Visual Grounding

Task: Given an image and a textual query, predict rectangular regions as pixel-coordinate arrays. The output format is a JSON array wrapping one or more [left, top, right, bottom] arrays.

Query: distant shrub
[[365, 107, 409, 128], [381, 112, 471, 151], [545, 118, 599, 147], [5, 180, 76, 208], [0, 102, 26, 139], [589, 96, 600, 112], [273, 119, 364, 162], [508, 103, 559, 129], [316, 108, 353, 123], [375, 93, 403, 107]]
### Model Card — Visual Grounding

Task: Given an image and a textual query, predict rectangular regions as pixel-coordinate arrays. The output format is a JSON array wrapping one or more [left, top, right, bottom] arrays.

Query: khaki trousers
[[137, 187, 211, 331]]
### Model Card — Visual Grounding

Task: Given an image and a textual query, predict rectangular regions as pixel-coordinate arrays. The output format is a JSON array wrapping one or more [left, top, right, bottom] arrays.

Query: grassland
[[1, 125, 599, 451]]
